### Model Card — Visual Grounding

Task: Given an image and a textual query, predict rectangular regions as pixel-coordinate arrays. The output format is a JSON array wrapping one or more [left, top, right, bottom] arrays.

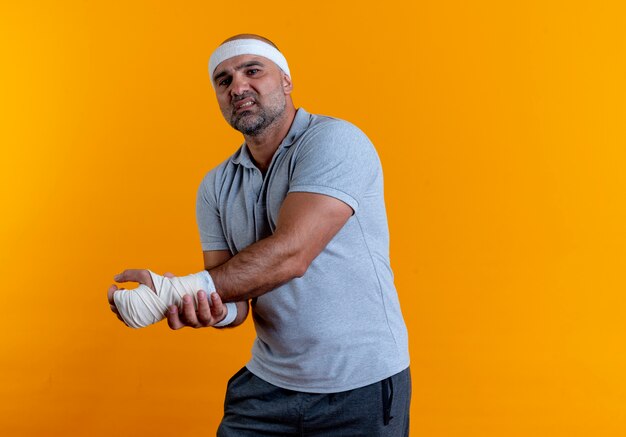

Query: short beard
[[230, 96, 286, 137]]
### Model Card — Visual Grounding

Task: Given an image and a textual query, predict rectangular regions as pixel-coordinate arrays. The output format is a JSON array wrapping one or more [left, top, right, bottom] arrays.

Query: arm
[[109, 251, 249, 330], [109, 193, 349, 328], [210, 191, 353, 302], [165, 250, 250, 330]]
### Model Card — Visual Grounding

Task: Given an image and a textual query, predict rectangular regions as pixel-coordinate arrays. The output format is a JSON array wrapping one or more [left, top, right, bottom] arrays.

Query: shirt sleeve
[[196, 170, 230, 251], [288, 120, 381, 213]]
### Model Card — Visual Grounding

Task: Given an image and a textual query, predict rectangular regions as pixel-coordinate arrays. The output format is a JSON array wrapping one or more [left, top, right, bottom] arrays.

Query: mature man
[[108, 34, 410, 436]]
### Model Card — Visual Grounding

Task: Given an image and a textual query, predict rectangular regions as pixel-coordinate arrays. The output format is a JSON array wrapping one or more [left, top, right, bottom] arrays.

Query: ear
[[282, 73, 293, 95]]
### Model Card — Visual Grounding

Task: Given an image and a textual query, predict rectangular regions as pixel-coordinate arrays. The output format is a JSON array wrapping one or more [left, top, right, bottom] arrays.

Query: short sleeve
[[196, 171, 230, 251], [288, 121, 381, 213]]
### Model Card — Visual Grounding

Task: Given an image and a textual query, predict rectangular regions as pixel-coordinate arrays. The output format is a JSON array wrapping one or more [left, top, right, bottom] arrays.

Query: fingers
[[166, 291, 224, 330], [114, 269, 153, 287], [107, 284, 128, 325], [210, 292, 227, 323], [167, 305, 185, 330], [108, 284, 121, 315], [195, 291, 213, 325], [107, 284, 119, 304], [181, 294, 200, 327], [166, 295, 202, 330]]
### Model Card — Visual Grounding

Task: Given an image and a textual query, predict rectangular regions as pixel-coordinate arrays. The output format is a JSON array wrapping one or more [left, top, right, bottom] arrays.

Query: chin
[[234, 115, 265, 134]]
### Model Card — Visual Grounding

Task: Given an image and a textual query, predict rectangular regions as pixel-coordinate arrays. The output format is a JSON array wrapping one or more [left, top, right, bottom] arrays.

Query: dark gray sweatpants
[[217, 367, 411, 436]]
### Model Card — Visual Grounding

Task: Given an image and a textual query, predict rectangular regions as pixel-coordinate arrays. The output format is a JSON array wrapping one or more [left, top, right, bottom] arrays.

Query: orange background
[[1, 1, 625, 436]]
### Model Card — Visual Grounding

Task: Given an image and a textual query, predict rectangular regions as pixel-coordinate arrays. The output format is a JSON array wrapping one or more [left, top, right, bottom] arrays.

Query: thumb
[[114, 269, 155, 291]]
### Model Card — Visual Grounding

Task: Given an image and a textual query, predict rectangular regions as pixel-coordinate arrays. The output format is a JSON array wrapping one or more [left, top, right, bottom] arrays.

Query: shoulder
[[294, 113, 379, 162], [287, 112, 383, 208], [305, 113, 371, 144]]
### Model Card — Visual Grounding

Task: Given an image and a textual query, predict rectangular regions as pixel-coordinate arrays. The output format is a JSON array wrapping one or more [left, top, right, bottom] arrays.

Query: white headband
[[208, 38, 290, 86]]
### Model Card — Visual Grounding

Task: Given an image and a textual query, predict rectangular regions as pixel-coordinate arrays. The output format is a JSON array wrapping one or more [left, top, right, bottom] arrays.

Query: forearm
[[209, 232, 306, 302], [207, 192, 352, 303]]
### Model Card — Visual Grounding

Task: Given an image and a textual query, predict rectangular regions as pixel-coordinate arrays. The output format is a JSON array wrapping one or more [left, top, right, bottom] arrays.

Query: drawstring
[[382, 376, 394, 425]]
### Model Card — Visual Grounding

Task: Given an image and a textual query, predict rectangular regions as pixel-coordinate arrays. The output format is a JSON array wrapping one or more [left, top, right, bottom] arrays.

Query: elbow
[[289, 255, 310, 279], [273, 234, 313, 279], [292, 263, 308, 279]]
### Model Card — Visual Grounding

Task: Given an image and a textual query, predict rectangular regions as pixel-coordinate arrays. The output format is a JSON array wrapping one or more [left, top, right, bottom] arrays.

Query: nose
[[230, 73, 250, 98]]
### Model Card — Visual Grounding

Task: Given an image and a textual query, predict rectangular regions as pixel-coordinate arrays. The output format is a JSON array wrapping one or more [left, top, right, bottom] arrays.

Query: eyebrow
[[213, 60, 266, 83]]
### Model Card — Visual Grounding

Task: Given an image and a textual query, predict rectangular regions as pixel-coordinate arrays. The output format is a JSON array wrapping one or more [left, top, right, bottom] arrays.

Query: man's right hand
[[106, 269, 159, 326]]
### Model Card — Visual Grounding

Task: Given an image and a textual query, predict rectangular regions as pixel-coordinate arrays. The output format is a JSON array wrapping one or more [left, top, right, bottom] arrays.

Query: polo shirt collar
[[280, 107, 310, 149]]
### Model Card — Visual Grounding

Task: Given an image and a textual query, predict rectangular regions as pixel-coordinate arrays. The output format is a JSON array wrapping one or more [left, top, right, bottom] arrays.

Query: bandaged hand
[[108, 269, 237, 329]]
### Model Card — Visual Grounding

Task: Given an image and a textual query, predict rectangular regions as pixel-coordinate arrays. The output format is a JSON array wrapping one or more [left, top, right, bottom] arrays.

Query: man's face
[[212, 54, 290, 136]]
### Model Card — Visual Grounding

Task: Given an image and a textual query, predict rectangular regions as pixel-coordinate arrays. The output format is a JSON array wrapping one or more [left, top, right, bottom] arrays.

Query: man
[[108, 34, 410, 436]]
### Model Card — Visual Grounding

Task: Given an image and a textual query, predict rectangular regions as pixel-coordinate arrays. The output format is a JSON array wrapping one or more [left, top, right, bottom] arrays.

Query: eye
[[218, 77, 231, 87], [247, 68, 260, 75]]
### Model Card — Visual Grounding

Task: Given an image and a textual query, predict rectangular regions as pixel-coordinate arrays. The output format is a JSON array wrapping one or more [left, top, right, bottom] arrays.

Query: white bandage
[[113, 270, 237, 329], [208, 38, 291, 86]]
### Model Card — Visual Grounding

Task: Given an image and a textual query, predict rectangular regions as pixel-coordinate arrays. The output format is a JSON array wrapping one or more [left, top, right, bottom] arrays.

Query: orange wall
[[1, 1, 625, 436]]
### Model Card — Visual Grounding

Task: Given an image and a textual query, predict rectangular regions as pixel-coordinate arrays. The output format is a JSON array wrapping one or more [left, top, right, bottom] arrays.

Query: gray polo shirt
[[197, 108, 409, 393]]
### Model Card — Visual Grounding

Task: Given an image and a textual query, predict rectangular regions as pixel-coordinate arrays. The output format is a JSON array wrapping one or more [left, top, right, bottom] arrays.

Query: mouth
[[234, 98, 256, 114]]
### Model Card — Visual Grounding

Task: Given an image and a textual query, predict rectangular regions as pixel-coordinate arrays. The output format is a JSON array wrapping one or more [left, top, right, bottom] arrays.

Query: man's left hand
[[166, 289, 228, 330]]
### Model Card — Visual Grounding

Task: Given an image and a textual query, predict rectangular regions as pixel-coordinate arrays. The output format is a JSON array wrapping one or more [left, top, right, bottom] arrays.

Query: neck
[[244, 104, 297, 173]]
